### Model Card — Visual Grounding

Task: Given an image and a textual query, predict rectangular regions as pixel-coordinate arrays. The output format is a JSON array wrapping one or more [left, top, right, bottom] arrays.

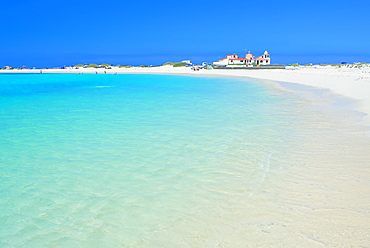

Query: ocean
[[1, 73, 369, 247]]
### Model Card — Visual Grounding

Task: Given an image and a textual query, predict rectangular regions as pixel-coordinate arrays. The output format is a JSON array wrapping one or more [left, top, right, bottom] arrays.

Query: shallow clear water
[[1, 74, 369, 247]]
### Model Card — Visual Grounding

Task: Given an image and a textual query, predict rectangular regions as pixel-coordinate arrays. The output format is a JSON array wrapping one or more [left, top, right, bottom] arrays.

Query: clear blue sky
[[1, 0, 369, 67]]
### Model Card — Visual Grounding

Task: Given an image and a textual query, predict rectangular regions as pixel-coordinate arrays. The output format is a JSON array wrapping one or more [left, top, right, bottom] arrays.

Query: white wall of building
[[214, 51, 271, 67]]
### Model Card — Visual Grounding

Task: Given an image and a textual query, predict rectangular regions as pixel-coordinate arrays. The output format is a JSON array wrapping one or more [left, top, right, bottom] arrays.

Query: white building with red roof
[[213, 51, 271, 67]]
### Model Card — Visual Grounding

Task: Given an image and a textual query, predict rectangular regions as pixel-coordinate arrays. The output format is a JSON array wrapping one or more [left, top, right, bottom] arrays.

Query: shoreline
[[2, 66, 370, 130], [2, 66, 370, 246]]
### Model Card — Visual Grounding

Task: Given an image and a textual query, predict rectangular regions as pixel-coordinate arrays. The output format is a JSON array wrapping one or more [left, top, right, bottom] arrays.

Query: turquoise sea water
[[1, 74, 370, 247]]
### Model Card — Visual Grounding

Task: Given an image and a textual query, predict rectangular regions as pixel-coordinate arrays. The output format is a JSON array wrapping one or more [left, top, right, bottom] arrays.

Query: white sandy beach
[[3, 66, 370, 127]]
